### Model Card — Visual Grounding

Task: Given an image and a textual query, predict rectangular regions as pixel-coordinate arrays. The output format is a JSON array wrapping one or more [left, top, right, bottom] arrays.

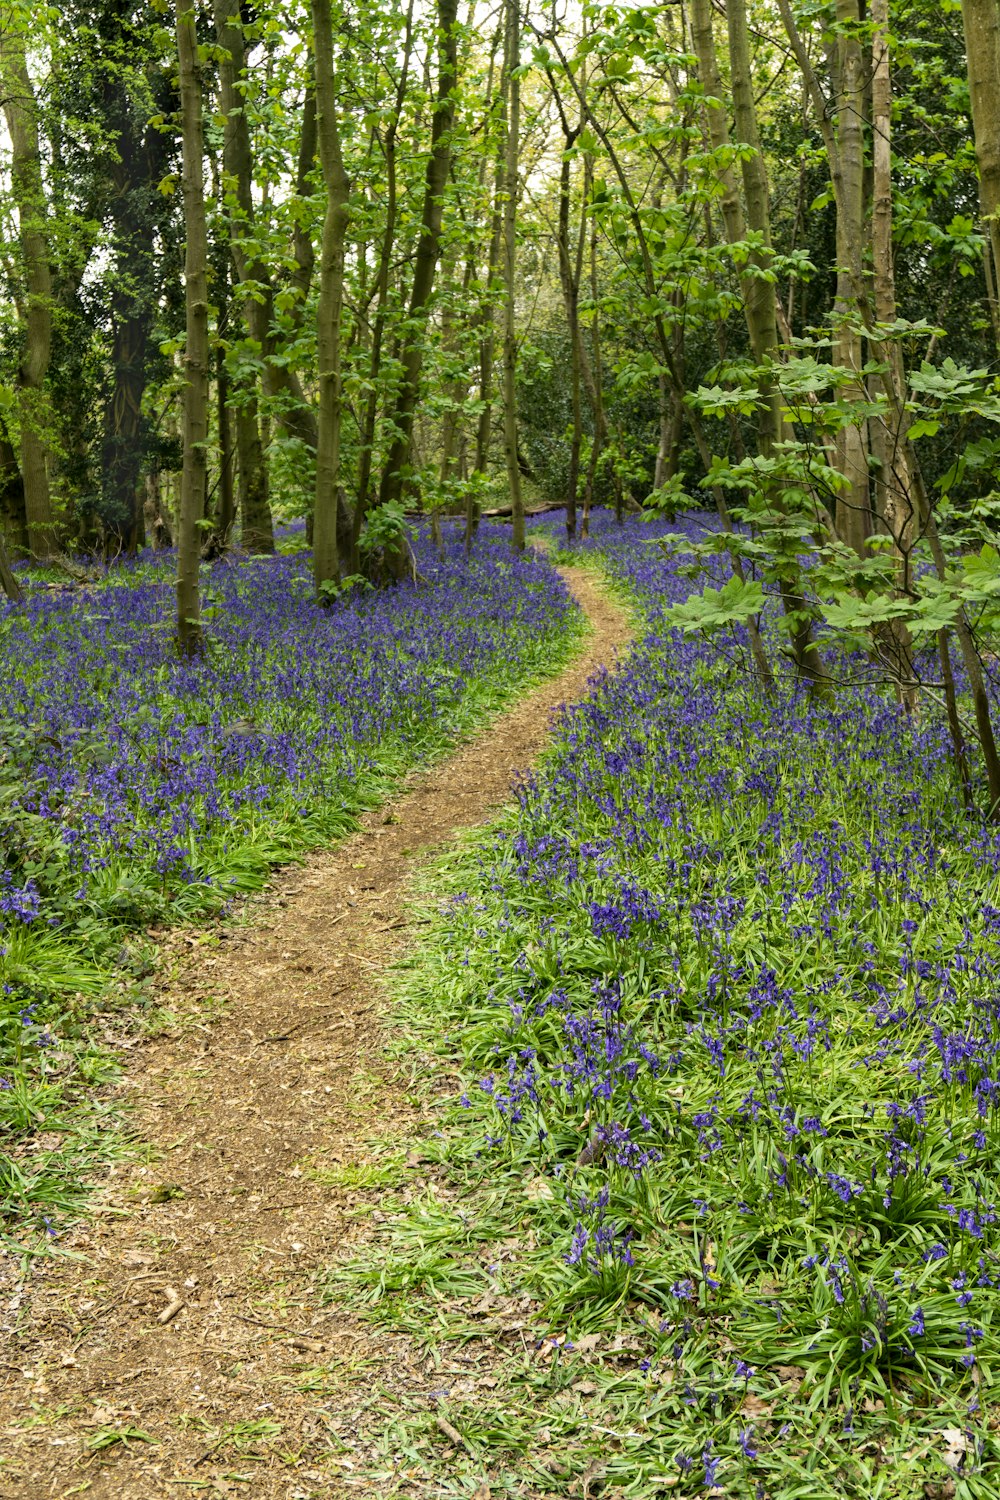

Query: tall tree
[[310, 0, 351, 592], [0, 4, 55, 558], [213, 0, 275, 554], [501, 0, 524, 552], [175, 0, 210, 651], [962, 0, 1000, 348], [691, 0, 821, 692], [831, 0, 870, 554], [376, 0, 459, 515]]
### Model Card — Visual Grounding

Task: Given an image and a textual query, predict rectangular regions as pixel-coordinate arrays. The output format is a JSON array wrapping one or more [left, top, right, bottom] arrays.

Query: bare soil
[[0, 563, 630, 1500]]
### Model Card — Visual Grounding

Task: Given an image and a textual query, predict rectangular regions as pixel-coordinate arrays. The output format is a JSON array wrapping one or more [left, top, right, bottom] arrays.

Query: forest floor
[[0, 561, 630, 1500]]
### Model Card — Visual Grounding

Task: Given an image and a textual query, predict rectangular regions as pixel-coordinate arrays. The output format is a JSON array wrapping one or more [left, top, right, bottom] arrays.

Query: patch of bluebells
[[444, 510, 1000, 1394], [0, 526, 573, 935], [0, 526, 576, 1123]]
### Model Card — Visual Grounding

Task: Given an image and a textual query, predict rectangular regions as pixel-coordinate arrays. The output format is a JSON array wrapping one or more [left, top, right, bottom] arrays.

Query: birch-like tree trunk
[[0, 8, 55, 559], [175, 0, 210, 652]]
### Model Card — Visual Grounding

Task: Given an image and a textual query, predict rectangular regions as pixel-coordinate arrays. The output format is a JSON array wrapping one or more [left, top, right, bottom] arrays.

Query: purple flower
[[739, 1427, 758, 1459]]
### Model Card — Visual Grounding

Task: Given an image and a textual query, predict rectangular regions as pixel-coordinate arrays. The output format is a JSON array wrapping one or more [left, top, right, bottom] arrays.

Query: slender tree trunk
[[723, 0, 780, 405], [868, 333, 1000, 808], [562, 157, 584, 543], [175, 0, 210, 652], [870, 0, 916, 709], [98, 34, 172, 558], [102, 306, 148, 553], [213, 0, 274, 554], [501, 0, 524, 552], [652, 375, 674, 491], [145, 470, 172, 550], [962, 0, 1000, 348], [586, 205, 614, 531], [439, 253, 476, 490], [355, 0, 414, 561], [554, 139, 583, 542], [469, 150, 505, 551], [831, 0, 870, 553], [377, 0, 459, 513], [711, 0, 824, 692], [216, 350, 236, 544], [0, 12, 54, 558], [311, 0, 351, 593]]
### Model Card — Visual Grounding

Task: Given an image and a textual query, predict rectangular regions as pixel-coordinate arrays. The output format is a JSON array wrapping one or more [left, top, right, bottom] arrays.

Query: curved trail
[[0, 564, 631, 1500]]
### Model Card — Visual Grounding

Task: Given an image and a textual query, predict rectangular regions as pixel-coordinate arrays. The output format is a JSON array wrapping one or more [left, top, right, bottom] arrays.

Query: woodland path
[[0, 562, 631, 1500]]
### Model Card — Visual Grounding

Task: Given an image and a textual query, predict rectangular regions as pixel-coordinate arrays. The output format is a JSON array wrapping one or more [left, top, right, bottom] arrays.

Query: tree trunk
[[0, 12, 54, 558], [720, 0, 825, 692], [311, 0, 352, 593], [554, 143, 583, 542], [102, 303, 148, 553], [145, 470, 173, 550], [355, 0, 414, 563], [870, 0, 917, 709], [469, 150, 505, 552], [377, 0, 459, 513], [962, 0, 1000, 348], [501, 0, 524, 552], [212, 0, 274, 554], [832, 0, 870, 554], [175, 0, 210, 652], [586, 205, 616, 530], [215, 350, 236, 544], [98, 21, 172, 558]]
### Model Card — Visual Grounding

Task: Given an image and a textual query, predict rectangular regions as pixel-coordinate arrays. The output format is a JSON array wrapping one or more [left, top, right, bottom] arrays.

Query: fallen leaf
[[940, 1428, 969, 1472]]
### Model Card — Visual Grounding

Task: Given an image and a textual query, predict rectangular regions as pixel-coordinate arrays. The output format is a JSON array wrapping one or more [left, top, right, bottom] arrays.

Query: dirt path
[[0, 563, 630, 1500]]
